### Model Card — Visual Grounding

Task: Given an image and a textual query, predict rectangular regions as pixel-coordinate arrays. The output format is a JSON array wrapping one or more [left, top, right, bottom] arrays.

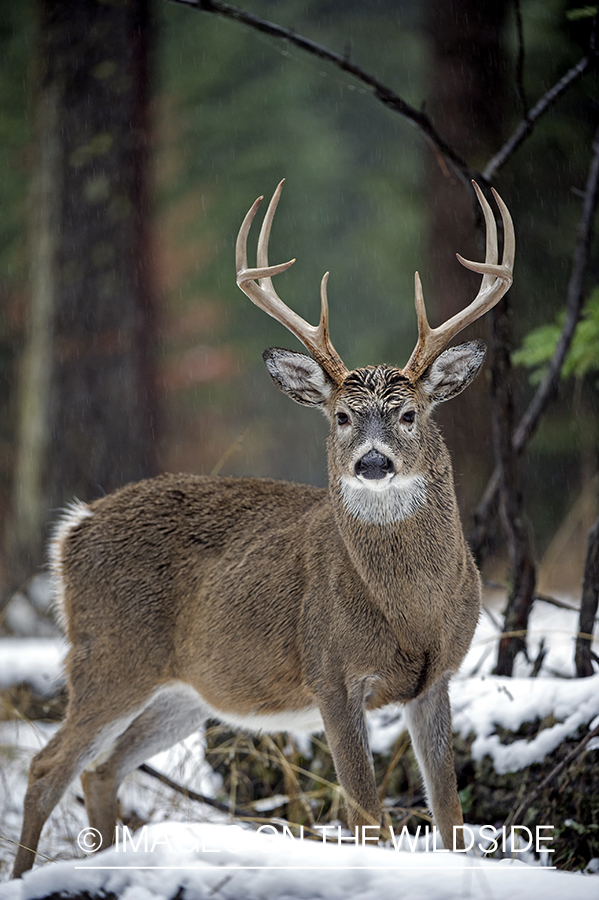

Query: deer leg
[[81, 683, 206, 850], [320, 692, 381, 836], [12, 701, 146, 878], [403, 674, 464, 851]]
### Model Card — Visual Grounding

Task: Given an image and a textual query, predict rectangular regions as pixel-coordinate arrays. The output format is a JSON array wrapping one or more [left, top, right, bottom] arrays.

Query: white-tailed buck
[[13, 180, 514, 876]]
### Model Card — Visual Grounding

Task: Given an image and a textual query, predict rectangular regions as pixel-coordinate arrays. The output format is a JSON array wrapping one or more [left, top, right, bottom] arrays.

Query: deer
[[12, 179, 514, 877]]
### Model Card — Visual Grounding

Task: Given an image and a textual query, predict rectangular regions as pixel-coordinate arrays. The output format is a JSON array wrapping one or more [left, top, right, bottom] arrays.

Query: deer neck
[[327, 444, 462, 615]]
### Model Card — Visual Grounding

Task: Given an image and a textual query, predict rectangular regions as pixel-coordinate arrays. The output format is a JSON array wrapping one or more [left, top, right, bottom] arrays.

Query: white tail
[[13, 181, 514, 876]]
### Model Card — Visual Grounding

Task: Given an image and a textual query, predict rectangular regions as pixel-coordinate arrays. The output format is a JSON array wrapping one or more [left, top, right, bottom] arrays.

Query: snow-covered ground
[[3, 822, 599, 900], [0, 594, 598, 897]]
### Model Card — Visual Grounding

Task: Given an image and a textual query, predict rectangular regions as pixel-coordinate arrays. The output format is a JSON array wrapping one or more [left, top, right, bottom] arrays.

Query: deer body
[[13, 182, 513, 877]]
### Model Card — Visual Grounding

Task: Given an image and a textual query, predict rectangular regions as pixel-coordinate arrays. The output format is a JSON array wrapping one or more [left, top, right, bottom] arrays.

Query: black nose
[[355, 449, 395, 480]]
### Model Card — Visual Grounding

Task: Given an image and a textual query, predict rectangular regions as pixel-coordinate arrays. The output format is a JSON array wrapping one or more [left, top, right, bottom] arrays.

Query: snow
[[0, 639, 65, 695], [450, 673, 599, 774], [367, 672, 599, 777], [1, 822, 597, 900], [1, 596, 598, 896], [368, 597, 599, 774]]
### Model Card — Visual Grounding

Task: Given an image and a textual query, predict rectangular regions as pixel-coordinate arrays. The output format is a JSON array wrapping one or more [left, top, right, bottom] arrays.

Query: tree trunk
[[491, 296, 536, 676], [6, 0, 156, 592], [427, 0, 509, 518]]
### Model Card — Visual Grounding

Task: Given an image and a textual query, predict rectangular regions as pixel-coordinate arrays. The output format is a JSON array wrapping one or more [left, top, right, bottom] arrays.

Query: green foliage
[[512, 288, 599, 384], [566, 7, 598, 21]]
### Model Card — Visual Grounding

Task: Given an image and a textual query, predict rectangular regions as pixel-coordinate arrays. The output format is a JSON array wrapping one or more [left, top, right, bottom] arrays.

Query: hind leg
[[12, 697, 148, 878], [81, 682, 207, 850]]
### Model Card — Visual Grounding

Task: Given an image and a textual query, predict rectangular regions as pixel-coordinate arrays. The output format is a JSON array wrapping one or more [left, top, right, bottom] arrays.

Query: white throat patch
[[339, 473, 427, 524]]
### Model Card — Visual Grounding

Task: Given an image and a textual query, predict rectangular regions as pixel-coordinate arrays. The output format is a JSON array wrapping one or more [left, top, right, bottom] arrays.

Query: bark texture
[[426, 0, 509, 517], [7, 0, 156, 587]]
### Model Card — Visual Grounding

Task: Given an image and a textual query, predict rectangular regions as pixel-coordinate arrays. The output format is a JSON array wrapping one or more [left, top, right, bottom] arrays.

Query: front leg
[[319, 688, 381, 836], [403, 674, 464, 850]]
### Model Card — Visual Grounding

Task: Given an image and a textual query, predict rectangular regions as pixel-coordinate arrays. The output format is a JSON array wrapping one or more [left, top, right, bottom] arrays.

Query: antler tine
[[236, 180, 349, 385], [256, 178, 283, 294], [402, 181, 514, 381]]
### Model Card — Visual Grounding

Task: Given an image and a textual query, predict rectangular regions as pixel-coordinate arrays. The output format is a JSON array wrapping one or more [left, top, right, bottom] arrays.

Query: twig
[[0, 833, 56, 863], [514, 0, 528, 116], [210, 427, 249, 477], [490, 287, 537, 677], [471, 122, 599, 557], [138, 762, 262, 817], [576, 514, 599, 676], [505, 721, 599, 828], [484, 580, 582, 612], [534, 593, 581, 613]]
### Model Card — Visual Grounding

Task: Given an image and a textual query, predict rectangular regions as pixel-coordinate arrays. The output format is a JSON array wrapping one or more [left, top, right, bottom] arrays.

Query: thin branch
[[483, 580, 581, 612], [165, 0, 474, 183], [514, 0, 528, 115], [138, 762, 264, 817], [484, 54, 593, 181], [505, 720, 599, 828], [471, 122, 599, 557]]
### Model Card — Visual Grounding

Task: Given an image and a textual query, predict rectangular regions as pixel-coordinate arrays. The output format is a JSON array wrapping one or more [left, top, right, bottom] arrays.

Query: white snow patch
[[0, 639, 65, 695], [450, 673, 599, 774]]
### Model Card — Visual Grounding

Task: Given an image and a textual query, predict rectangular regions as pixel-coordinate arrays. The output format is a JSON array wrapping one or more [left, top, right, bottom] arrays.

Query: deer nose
[[355, 449, 395, 480]]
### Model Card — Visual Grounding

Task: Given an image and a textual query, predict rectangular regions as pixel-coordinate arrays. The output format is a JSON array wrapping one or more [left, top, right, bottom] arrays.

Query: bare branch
[[575, 514, 599, 677], [138, 763, 263, 817], [505, 720, 599, 828], [165, 0, 474, 183], [484, 54, 593, 181]]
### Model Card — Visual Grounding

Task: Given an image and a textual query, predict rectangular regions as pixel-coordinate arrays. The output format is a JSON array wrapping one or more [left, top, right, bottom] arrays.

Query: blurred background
[[0, 0, 597, 618]]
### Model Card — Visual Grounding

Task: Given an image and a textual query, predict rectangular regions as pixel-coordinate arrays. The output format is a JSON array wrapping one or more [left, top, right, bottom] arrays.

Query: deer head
[[236, 181, 514, 525]]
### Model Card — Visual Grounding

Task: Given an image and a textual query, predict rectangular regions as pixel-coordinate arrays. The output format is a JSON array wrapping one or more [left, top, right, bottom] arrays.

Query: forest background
[[0, 0, 598, 670], [1, 0, 599, 879]]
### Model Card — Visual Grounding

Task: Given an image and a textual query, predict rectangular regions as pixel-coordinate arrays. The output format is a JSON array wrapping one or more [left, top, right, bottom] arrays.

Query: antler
[[402, 181, 515, 381], [236, 179, 349, 385]]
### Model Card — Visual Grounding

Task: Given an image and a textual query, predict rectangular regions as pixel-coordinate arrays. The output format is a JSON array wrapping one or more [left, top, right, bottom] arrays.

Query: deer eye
[[336, 412, 350, 426], [401, 410, 415, 426]]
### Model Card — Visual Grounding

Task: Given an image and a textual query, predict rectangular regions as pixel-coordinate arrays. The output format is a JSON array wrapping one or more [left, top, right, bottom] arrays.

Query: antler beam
[[402, 182, 515, 381], [236, 180, 349, 385]]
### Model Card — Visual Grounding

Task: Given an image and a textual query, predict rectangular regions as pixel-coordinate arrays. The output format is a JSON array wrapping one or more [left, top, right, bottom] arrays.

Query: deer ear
[[421, 339, 487, 405], [263, 348, 334, 407]]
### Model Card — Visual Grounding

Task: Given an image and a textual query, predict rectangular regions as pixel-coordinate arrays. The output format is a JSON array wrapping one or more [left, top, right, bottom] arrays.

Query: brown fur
[[13, 356, 482, 877]]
